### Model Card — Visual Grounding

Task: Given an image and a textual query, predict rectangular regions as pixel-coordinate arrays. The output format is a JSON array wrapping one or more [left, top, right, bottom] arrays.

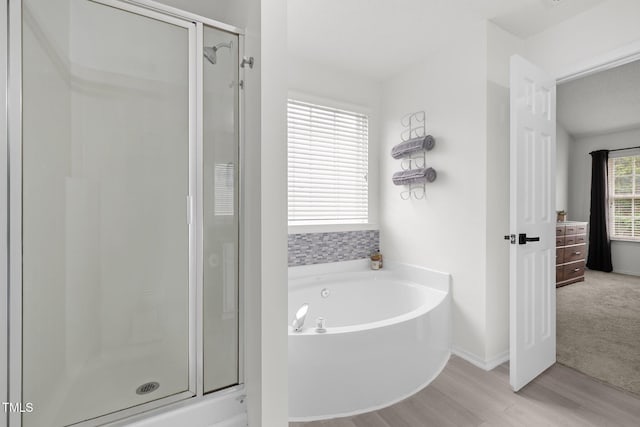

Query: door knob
[[519, 233, 540, 245]]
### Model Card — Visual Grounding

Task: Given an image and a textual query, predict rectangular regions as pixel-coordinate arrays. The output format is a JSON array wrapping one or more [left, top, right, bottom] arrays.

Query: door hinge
[[241, 56, 254, 69]]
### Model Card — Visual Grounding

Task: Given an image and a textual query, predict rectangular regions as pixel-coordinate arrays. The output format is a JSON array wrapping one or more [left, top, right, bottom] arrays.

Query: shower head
[[203, 41, 233, 65], [203, 47, 217, 65]]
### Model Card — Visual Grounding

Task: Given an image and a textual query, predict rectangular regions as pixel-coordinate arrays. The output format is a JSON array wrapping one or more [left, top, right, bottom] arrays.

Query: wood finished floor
[[290, 356, 640, 427]]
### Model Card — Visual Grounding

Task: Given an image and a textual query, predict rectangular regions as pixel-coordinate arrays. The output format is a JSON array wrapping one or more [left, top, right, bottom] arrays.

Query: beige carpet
[[557, 270, 640, 397]]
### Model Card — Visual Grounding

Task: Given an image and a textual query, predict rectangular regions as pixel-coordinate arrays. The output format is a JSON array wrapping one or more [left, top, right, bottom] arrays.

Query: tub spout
[[291, 303, 309, 332]]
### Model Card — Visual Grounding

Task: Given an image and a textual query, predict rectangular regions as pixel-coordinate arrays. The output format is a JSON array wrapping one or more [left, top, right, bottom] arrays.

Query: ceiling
[[490, 0, 604, 38], [558, 59, 640, 138], [288, 0, 605, 80]]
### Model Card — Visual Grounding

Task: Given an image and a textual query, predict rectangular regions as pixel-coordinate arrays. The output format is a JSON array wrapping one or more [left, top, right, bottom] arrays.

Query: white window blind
[[608, 153, 640, 240], [288, 99, 369, 225], [214, 163, 234, 216]]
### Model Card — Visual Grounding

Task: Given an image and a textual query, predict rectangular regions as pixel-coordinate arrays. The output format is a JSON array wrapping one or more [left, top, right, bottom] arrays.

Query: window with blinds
[[608, 153, 640, 240], [214, 163, 235, 216], [288, 99, 369, 225]]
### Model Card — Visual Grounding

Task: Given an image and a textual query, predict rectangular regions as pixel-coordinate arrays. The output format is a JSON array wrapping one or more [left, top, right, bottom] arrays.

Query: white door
[[509, 55, 556, 392]]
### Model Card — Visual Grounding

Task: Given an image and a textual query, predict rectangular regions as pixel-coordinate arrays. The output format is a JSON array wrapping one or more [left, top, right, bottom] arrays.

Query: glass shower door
[[21, 0, 195, 425], [202, 24, 240, 394]]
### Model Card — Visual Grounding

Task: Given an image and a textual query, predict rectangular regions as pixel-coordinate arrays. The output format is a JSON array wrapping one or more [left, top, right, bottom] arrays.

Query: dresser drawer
[[565, 225, 577, 235], [556, 236, 565, 246], [556, 265, 565, 282], [556, 248, 564, 264], [556, 225, 565, 236], [564, 235, 577, 245], [563, 261, 585, 281], [574, 234, 587, 245], [576, 224, 587, 234], [564, 244, 586, 263]]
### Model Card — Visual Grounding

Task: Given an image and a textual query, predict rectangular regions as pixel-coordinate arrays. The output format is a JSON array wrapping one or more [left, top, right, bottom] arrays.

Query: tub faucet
[[291, 303, 309, 332]]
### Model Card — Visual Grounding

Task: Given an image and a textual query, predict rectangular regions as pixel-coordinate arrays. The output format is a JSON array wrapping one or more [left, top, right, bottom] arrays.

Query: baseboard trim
[[452, 347, 509, 371], [612, 269, 640, 277]]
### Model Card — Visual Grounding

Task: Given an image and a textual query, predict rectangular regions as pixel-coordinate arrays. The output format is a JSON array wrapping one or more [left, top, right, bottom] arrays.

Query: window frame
[[287, 91, 378, 234], [607, 149, 640, 242]]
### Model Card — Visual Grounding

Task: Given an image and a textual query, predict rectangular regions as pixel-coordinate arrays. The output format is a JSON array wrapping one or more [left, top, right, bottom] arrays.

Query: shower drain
[[136, 382, 160, 395]]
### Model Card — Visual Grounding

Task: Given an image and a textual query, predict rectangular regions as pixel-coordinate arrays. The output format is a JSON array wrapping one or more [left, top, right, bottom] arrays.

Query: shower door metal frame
[[3, 0, 246, 426], [1, 2, 8, 427], [197, 21, 245, 397], [6, 1, 22, 425], [116, 0, 247, 400]]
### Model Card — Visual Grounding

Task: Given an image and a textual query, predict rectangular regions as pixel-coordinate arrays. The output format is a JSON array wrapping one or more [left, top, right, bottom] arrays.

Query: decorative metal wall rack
[[391, 111, 437, 200]]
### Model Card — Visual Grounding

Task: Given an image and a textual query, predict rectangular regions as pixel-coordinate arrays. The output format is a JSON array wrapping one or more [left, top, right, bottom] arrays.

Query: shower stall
[[3, 0, 246, 425]]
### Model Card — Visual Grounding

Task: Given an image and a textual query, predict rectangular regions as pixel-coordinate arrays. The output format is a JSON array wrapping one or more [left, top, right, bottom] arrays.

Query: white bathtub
[[288, 260, 451, 421], [115, 388, 246, 427]]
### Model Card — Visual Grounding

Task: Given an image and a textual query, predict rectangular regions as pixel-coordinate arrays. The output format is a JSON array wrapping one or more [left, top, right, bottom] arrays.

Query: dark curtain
[[586, 150, 613, 272]]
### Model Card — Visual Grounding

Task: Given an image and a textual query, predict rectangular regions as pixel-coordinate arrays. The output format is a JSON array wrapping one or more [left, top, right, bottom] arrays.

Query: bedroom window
[[287, 99, 369, 226], [608, 153, 640, 241]]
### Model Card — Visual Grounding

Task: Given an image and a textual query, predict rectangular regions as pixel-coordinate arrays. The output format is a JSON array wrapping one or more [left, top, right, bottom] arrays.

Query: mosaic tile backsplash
[[288, 230, 380, 266]]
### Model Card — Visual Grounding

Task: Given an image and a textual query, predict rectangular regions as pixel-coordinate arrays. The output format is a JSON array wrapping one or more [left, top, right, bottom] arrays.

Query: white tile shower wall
[[288, 230, 380, 266]]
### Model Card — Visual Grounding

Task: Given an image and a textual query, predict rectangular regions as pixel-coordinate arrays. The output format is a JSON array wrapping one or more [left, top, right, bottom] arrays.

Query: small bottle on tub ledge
[[370, 250, 383, 270], [315, 317, 327, 333]]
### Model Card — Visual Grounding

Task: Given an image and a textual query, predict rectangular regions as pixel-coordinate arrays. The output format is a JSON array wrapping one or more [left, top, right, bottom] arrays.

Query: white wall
[[258, 0, 289, 425], [288, 56, 381, 229], [556, 122, 571, 212], [525, 0, 640, 78], [380, 22, 490, 360], [485, 81, 510, 364], [288, 56, 381, 110], [485, 23, 524, 363], [568, 128, 640, 276], [378, 21, 529, 366], [610, 240, 640, 277], [487, 23, 525, 88]]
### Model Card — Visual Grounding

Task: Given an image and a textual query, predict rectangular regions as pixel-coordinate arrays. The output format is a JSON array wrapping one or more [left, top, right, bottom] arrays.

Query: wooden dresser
[[556, 221, 588, 287]]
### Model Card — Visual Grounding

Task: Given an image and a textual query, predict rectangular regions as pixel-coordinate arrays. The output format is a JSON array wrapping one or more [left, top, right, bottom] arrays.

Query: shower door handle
[[187, 195, 194, 225]]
